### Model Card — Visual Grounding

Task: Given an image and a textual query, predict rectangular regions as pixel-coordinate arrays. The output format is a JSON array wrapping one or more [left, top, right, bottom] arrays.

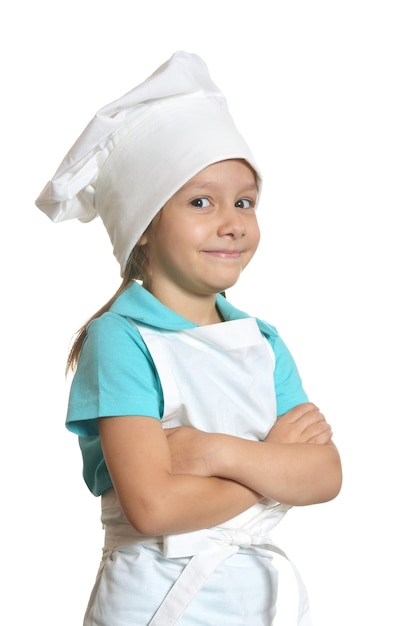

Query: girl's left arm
[[166, 402, 342, 506]]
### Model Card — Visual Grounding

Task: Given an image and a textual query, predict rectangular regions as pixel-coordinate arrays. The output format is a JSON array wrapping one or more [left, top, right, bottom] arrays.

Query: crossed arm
[[98, 402, 342, 536]]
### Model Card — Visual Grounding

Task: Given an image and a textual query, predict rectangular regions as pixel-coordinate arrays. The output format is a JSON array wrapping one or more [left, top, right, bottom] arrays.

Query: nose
[[217, 204, 246, 239]]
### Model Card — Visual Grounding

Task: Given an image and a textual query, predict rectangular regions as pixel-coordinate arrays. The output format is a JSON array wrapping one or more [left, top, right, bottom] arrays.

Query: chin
[[195, 272, 241, 296], [212, 281, 239, 294]]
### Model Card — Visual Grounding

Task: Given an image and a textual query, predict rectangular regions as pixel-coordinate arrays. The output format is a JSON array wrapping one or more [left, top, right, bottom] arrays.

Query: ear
[[138, 232, 149, 246], [138, 219, 155, 246]]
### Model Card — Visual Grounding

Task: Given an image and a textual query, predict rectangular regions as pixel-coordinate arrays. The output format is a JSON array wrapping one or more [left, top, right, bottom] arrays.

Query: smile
[[203, 250, 242, 259]]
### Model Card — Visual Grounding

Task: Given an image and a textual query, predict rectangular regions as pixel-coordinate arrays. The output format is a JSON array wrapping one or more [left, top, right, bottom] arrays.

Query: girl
[[36, 51, 342, 626]]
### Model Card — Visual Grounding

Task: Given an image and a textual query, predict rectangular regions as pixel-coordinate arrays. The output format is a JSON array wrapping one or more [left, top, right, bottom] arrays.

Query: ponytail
[[65, 242, 225, 374], [66, 244, 148, 374]]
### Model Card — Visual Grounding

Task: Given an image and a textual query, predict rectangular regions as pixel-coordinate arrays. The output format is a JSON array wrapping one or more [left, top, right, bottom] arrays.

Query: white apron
[[85, 318, 312, 626]]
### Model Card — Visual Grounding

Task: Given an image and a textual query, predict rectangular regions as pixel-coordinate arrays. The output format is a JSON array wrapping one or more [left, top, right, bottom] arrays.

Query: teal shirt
[[67, 282, 308, 495]]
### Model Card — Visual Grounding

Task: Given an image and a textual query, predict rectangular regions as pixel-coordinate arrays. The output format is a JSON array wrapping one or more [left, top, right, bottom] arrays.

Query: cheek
[[171, 220, 209, 251], [248, 218, 261, 248], [152, 224, 193, 267], [241, 223, 260, 270]]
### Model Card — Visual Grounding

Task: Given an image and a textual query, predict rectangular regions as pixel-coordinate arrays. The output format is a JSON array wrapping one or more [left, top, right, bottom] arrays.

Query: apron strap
[[102, 491, 312, 625], [149, 542, 312, 626], [149, 545, 238, 626]]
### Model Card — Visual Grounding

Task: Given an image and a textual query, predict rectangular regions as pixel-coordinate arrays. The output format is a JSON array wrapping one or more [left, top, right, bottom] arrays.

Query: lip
[[202, 250, 242, 259]]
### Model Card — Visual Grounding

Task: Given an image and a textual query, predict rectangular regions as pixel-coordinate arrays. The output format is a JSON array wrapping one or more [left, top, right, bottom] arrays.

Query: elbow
[[291, 444, 343, 506], [313, 447, 343, 504], [129, 506, 170, 537], [118, 495, 172, 537], [319, 464, 343, 503], [329, 445, 343, 499]]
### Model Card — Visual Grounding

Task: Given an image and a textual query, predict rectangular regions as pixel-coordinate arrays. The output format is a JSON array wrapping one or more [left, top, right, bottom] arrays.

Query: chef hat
[[35, 51, 261, 273]]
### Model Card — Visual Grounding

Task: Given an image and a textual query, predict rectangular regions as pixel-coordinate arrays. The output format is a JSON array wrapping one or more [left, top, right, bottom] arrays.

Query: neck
[[148, 284, 223, 325]]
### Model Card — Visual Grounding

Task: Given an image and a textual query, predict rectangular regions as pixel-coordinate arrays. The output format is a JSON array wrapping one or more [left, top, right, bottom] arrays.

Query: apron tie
[[150, 524, 312, 626], [102, 490, 313, 625]]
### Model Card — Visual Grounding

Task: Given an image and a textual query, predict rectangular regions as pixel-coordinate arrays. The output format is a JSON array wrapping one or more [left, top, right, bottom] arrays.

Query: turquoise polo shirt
[[66, 282, 308, 495]]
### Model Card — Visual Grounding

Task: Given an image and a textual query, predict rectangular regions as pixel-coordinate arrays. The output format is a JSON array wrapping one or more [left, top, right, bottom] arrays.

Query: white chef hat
[[35, 51, 261, 274]]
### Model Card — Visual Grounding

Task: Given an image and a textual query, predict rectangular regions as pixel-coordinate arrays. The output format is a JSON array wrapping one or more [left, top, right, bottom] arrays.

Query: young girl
[[36, 51, 342, 626]]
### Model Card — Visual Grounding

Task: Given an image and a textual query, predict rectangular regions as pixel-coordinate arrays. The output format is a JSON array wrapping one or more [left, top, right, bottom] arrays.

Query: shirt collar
[[109, 281, 276, 338]]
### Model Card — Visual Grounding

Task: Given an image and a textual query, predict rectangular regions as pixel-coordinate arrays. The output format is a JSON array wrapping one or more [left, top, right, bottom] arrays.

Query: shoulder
[[87, 310, 144, 343], [255, 317, 280, 341], [83, 312, 148, 360], [68, 311, 163, 435]]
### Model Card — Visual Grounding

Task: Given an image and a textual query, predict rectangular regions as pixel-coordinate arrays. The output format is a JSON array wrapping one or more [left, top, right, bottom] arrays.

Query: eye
[[190, 197, 210, 208], [235, 198, 254, 209]]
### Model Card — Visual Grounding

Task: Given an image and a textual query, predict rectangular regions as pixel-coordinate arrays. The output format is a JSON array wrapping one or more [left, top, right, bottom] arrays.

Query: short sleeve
[[264, 326, 309, 415], [66, 313, 163, 436]]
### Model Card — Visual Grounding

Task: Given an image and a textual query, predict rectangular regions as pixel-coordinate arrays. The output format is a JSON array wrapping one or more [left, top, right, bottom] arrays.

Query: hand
[[265, 402, 333, 445], [165, 426, 216, 477]]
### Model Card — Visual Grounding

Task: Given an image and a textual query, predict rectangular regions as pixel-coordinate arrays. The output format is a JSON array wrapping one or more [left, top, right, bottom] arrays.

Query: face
[[139, 159, 260, 302]]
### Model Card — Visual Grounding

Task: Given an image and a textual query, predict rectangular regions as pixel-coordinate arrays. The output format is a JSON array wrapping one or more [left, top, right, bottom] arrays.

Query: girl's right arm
[[98, 415, 261, 536]]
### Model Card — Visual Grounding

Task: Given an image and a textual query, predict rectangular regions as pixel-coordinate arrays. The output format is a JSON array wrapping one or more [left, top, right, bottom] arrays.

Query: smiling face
[[139, 159, 260, 318]]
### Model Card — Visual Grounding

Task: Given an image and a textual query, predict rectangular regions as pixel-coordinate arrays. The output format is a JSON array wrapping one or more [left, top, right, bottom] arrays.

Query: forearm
[[126, 474, 261, 536], [99, 415, 262, 536], [212, 435, 342, 505]]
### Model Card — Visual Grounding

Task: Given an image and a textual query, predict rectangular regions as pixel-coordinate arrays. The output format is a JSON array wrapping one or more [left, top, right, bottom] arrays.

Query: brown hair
[[66, 244, 148, 374]]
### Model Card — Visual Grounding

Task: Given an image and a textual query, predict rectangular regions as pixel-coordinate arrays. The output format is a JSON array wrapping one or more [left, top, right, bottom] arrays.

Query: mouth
[[202, 249, 242, 259]]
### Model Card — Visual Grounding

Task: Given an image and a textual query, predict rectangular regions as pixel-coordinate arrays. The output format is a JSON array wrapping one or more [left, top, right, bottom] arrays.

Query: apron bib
[[138, 317, 277, 438]]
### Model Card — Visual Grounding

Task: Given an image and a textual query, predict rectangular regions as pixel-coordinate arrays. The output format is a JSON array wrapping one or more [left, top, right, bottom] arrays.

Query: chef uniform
[[65, 283, 312, 625], [35, 51, 315, 625]]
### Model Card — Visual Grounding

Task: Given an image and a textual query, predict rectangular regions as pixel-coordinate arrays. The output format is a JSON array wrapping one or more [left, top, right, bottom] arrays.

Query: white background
[[2, 1, 416, 624]]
